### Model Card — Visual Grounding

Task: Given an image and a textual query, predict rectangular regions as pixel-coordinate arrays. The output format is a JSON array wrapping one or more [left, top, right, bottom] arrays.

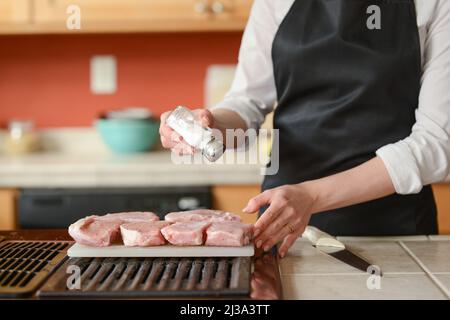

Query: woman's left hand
[[243, 183, 316, 258]]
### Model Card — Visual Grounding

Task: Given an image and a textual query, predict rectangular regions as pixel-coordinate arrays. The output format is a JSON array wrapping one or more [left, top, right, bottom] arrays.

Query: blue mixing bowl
[[95, 118, 159, 154]]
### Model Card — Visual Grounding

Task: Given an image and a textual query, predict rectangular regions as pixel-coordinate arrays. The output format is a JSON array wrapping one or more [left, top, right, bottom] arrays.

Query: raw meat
[[98, 211, 159, 223], [161, 221, 211, 246], [120, 221, 172, 246], [164, 209, 241, 223], [205, 222, 253, 247], [68, 215, 122, 247], [69, 212, 159, 246]]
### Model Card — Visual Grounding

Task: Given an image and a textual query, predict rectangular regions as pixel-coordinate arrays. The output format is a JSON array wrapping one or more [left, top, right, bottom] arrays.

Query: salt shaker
[[166, 106, 225, 162]]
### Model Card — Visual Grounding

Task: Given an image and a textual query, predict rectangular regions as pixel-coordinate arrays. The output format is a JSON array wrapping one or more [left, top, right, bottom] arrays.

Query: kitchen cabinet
[[0, 0, 30, 33], [0, 188, 18, 230], [31, 0, 252, 33], [432, 184, 450, 234], [212, 185, 259, 224]]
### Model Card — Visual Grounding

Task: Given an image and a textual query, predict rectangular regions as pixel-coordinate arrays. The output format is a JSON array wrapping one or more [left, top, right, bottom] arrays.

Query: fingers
[[160, 132, 180, 149], [278, 231, 302, 258], [160, 111, 195, 154], [159, 112, 182, 148], [196, 109, 214, 128], [172, 141, 195, 155], [160, 108, 215, 154], [253, 199, 284, 233], [243, 190, 272, 213], [254, 207, 295, 246], [253, 204, 284, 245], [260, 222, 295, 252]]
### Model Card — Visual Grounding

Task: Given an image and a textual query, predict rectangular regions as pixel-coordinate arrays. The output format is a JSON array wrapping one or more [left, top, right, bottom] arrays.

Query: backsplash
[[0, 33, 241, 128]]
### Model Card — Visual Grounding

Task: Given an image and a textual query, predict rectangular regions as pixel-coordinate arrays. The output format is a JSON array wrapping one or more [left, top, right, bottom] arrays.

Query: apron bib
[[263, 0, 437, 236]]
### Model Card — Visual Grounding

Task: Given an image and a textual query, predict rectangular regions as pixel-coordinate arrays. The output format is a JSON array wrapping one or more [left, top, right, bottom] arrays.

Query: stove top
[[39, 256, 252, 298], [0, 230, 283, 300], [0, 240, 69, 298]]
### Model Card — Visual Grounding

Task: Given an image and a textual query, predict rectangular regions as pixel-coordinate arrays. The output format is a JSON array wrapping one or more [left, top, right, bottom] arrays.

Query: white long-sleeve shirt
[[211, 0, 450, 195]]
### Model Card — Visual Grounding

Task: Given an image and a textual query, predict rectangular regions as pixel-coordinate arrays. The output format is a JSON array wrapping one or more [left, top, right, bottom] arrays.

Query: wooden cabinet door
[[0, 0, 30, 33], [432, 184, 450, 235], [0, 189, 18, 230], [207, 0, 253, 23], [33, 0, 253, 33], [212, 185, 259, 224]]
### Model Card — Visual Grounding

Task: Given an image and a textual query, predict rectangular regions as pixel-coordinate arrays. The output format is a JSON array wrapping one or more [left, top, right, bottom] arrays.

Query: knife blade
[[302, 226, 382, 275]]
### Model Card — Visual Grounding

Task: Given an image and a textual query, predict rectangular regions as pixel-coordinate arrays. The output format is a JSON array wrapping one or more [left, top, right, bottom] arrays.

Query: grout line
[[280, 272, 425, 277], [431, 272, 450, 275], [399, 241, 450, 299]]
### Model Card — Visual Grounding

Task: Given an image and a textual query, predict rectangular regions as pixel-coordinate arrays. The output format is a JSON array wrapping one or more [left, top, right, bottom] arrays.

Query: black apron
[[262, 0, 438, 236]]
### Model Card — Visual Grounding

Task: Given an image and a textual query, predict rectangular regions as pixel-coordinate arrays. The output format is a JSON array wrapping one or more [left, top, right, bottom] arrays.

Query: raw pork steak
[[164, 209, 241, 223], [120, 221, 172, 246], [68, 216, 122, 247], [161, 221, 211, 246], [205, 222, 253, 247], [98, 211, 159, 223]]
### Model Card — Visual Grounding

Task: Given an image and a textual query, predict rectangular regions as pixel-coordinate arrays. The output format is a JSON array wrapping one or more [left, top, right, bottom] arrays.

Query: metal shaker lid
[[202, 140, 225, 162]]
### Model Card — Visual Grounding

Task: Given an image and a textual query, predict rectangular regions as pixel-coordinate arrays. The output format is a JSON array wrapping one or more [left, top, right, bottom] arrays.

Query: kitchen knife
[[302, 226, 381, 275]]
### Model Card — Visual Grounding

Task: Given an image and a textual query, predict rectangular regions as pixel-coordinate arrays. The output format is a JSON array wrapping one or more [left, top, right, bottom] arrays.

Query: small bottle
[[166, 106, 225, 162], [4, 120, 40, 156]]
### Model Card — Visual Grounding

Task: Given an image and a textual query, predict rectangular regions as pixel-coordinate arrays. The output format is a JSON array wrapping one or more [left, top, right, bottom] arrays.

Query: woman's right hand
[[159, 107, 215, 155]]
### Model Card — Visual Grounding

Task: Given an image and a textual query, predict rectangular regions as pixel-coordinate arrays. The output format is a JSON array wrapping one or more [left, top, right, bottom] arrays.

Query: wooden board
[[68, 243, 254, 258]]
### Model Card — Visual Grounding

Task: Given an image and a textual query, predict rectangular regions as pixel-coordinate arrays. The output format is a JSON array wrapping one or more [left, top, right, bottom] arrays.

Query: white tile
[[402, 241, 450, 273], [337, 236, 428, 242], [283, 240, 422, 274], [435, 274, 450, 295], [428, 235, 450, 241], [283, 241, 364, 275], [282, 274, 447, 300]]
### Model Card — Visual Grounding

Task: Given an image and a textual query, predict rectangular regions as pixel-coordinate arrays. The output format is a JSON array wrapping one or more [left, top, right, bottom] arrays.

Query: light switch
[[90, 55, 117, 94]]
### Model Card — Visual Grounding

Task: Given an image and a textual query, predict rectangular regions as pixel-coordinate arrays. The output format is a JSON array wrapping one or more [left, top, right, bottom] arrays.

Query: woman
[[160, 0, 450, 257]]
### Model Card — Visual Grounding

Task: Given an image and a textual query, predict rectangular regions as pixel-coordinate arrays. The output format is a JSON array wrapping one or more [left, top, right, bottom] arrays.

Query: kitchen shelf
[[0, 0, 252, 34]]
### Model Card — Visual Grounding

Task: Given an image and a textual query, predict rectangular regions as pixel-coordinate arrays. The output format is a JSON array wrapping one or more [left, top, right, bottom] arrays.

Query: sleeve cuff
[[376, 142, 423, 195], [209, 97, 265, 131]]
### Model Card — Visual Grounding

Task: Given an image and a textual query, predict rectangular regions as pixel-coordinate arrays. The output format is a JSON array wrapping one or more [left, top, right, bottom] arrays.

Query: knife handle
[[302, 226, 345, 249]]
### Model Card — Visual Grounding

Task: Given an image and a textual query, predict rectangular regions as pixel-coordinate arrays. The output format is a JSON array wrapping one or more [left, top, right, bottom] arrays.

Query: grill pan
[[39, 256, 251, 298], [0, 241, 69, 298]]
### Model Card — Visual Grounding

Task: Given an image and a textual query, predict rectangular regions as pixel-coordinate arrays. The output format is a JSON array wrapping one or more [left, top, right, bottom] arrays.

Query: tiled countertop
[[0, 128, 265, 188], [281, 236, 450, 300]]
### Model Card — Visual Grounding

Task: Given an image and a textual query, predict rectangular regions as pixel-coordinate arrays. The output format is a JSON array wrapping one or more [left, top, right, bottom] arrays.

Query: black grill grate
[[39, 256, 251, 298], [0, 241, 69, 298]]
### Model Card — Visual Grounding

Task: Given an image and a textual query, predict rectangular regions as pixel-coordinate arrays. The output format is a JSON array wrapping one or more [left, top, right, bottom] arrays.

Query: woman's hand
[[243, 183, 316, 258], [159, 108, 215, 155]]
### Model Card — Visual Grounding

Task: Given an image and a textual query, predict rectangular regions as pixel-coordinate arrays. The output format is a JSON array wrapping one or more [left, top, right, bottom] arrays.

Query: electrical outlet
[[90, 55, 117, 94]]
